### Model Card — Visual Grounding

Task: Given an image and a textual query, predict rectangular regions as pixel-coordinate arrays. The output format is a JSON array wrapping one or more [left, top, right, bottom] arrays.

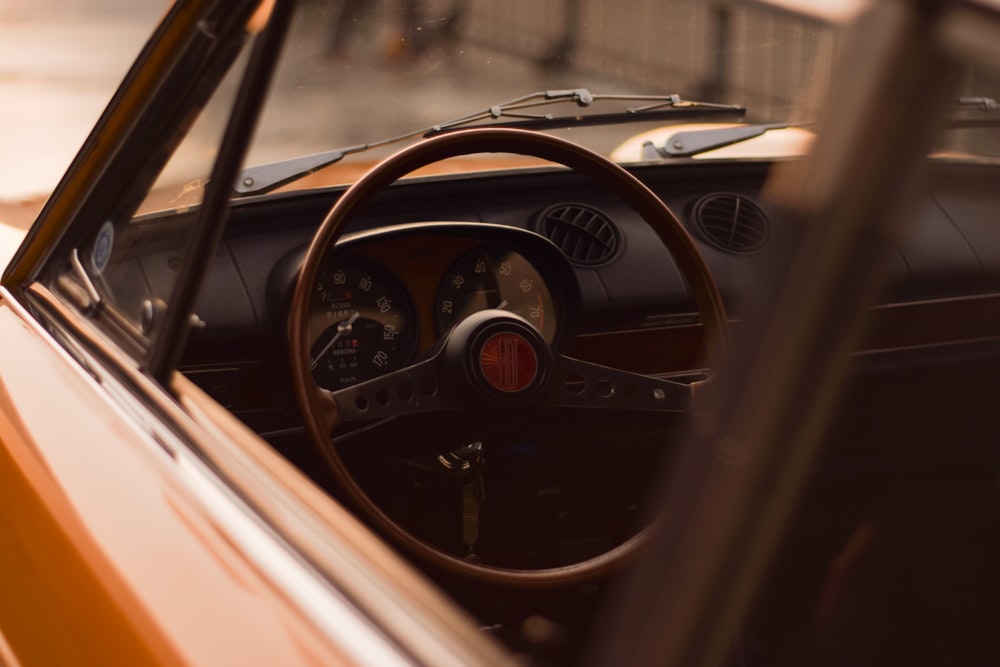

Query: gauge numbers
[[309, 257, 416, 389], [436, 246, 557, 342]]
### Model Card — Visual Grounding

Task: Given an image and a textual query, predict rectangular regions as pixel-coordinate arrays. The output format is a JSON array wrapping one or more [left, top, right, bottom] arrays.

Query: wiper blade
[[423, 89, 744, 134], [234, 89, 744, 196]]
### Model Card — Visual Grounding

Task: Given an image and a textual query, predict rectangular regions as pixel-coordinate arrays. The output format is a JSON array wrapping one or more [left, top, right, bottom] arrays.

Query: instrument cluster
[[301, 223, 577, 390]]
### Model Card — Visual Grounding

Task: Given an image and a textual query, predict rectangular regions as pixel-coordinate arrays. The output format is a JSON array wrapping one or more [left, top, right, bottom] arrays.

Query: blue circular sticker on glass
[[92, 221, 114, 273]]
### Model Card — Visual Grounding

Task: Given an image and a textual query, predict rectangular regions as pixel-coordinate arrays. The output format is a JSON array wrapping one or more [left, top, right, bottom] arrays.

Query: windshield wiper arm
[[948, 96, 1000, 128], [635, 96, 1000, 161], [234, 89, 744, 196], [642, 122, 811, 159]]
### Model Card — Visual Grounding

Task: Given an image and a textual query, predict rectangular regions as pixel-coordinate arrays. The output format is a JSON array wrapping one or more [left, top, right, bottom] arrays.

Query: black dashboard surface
[[178, 158, 1000, 428]]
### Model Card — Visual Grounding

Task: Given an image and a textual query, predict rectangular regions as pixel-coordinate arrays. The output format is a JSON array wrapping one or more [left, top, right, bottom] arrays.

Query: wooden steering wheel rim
[[289, 127, 727, 587]]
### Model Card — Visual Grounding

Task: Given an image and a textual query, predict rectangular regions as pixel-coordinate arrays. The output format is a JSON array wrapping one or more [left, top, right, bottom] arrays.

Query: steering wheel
[[289, 127, 727, 586]]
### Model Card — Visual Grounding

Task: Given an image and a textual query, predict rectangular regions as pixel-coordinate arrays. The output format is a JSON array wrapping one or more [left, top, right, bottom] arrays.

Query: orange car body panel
[[0, 295, 353, 666]]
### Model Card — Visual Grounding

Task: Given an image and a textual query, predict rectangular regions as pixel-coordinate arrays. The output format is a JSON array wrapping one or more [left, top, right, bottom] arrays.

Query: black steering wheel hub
[[443, 310, 553, 418]]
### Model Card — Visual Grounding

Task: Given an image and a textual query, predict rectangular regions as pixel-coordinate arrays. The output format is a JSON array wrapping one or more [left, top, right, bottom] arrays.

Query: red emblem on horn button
[[479, 332, 538, 393]]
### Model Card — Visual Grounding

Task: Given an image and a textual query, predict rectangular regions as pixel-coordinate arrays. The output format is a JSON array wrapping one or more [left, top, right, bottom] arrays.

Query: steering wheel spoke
[[548, 354, 693, 413], [331, 357, 449, 423]]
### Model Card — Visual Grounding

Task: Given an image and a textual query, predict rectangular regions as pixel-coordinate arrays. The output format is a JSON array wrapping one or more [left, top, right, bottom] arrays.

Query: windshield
[[235, 1, 1000, 195], [240, 2, 844, 192], [104, 1, 1000, 205]]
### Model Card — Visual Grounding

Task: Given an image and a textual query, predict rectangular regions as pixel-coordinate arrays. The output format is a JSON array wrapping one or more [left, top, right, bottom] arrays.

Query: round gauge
[[308, 256, 417, 390], [436, 246, 557, 342]]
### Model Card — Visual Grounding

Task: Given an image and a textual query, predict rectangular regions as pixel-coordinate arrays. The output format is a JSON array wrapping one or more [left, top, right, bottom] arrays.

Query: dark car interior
[[165, 149, 1000, 664]]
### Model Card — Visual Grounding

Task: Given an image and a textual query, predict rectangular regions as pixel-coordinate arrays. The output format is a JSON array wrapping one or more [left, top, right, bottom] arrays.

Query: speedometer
[[308, 256, 417, 389], [436, 245, 557, 342]]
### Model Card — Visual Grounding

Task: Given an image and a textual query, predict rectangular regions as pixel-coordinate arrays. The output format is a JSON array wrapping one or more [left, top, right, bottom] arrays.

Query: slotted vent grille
[[692, 193, 770, 254], [533, 203, 621, 266]]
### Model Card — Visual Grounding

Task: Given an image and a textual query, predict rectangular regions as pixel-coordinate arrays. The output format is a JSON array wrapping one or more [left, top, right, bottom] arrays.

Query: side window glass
[[76, 48, 250, 336]]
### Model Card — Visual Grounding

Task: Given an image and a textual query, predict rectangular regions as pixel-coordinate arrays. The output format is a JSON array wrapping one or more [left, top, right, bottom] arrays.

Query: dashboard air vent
[[692, 193, 770, 254], [533, 203, 621, 266]]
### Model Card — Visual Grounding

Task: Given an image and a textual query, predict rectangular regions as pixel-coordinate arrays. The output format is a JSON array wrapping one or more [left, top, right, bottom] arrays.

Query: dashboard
[[175, 157, 1000, 442]]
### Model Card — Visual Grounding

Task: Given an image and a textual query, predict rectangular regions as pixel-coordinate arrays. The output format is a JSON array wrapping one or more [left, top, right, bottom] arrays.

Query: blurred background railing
[[455, 0, 839, 121]]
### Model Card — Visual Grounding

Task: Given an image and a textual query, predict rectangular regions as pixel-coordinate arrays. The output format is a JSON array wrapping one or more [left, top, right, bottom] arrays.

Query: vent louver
[[533, 203, 621, 266], [692, 193, 770, 254]]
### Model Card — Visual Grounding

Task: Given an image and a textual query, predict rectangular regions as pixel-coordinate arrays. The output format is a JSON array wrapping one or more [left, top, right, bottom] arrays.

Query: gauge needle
[[310, 311, 360, 370]]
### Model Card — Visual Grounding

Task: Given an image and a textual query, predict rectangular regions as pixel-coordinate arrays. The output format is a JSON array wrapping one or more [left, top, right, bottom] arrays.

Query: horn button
[[445, 310, 552, 412], [478, 332, 539, 394]]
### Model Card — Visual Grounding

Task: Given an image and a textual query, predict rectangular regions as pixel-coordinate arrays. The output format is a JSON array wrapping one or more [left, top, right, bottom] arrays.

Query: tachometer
[[308, 256, 416, 389], [436, 245, 557, 342]]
